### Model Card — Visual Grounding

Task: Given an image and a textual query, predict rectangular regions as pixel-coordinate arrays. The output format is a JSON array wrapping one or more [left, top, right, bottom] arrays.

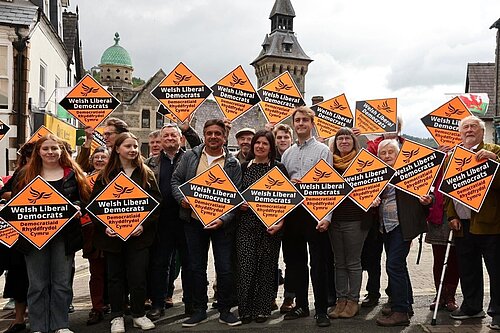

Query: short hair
[[377, 139, 400, 156], [161, 123, 182, 136], [458, 115, 485, 131], [203, 119, 226, 134], [332, 127, 360, 156], [291, 106, 315, 122], [148, 130, 161, 139], [105, 117, 129, 134], [273, 123, 293, 137]]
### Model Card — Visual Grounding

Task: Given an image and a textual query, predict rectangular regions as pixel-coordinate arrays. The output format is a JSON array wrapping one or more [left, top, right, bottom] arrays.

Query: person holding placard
[[446, 116, 500, 330], [236, 130, 289, 324], [171, 119, 242, 328], [12, 134, 91, 333], [91, 132, 161, 333], [280, 106, 332, 328], [372, 139, 431, 327], [327, 127, 374, 319]]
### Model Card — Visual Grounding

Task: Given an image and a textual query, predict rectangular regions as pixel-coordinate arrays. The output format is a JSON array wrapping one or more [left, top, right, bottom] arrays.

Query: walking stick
[[431, 229, 454, 325]]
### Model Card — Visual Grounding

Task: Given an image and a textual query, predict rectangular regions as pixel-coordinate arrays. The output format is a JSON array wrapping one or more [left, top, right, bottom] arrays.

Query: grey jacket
[[171, 144, 242, 230]]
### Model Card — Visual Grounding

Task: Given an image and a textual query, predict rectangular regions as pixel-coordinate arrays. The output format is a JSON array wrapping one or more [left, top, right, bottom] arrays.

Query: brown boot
[[376, 312, 410, 326], [339, 300, 359, 318], [328, 299, 347, 319]]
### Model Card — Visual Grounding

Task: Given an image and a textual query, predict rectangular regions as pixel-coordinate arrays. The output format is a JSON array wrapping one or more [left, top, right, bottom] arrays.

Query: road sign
[[59, 74, 120, 129]]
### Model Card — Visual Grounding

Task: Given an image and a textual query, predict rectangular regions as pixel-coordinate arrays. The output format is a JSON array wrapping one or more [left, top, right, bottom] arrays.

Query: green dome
[[100, 32, 132, 67]]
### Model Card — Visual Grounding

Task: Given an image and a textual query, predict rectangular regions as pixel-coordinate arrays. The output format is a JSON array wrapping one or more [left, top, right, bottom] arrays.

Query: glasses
[[103, 131, 117, 137]]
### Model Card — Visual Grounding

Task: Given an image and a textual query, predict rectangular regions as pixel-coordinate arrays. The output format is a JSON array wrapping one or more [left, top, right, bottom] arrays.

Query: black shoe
[[315, 314, 331, 327], [240, 315, 253, 324], [255, 315, 268, 323], [147, 308, 165, 321], [284, 307, 310, 320], [86, 310, 104, 326], [4, 323, 26, 333], [361, 293, 380, 308]]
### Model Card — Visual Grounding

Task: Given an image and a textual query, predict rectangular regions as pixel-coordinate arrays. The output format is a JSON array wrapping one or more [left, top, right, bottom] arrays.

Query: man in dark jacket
[[446, 116, 500, 330], [171, 119, 242, 327], [145, 122, 201, 320]]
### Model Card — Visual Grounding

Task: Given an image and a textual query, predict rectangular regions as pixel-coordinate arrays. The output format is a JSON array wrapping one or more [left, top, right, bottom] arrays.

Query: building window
[[142, 109, 150, 128], [0, 45, 9, 109], [156, 112, 164, 129], [141, 142, 149, 157], [39, 61, 47, 109]]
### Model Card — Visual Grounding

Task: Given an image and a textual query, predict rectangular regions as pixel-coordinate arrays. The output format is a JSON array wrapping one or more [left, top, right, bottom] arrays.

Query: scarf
[[332, 150, 357, 171]]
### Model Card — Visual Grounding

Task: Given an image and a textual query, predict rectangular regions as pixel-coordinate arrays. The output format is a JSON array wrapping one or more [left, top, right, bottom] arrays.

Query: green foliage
[[132, 77, 145, 87], [402, 134, 437, 148]]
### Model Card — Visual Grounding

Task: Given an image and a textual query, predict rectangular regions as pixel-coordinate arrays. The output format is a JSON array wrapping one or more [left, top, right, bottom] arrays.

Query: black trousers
[[455, 220, 500, 318], [107, 247, 149, 318], [282, 207, 331, 314]]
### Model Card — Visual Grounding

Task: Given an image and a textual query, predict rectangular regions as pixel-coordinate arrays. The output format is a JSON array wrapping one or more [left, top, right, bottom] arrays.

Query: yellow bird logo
[[173, 71, 192, 85], [377, 100, 393, 113], [81, 83, 99, 97], [28, 187, 52, 204], [205, 171, 225, 186], [402, 148, 420, 164], [356, 159, 373, 172], [454, 156, 472, 172], [313, 167, 332, 182], [331, 99, 347, 111], [229, 73, 246, 87], [445, 104, 465, 117], [265, 175, 285, 189], [275, 79, 292, 92], [113, 183, 134, 198]]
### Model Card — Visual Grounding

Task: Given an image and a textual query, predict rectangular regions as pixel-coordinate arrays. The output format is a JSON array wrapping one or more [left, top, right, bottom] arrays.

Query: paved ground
[[0, 242, 495, 332]]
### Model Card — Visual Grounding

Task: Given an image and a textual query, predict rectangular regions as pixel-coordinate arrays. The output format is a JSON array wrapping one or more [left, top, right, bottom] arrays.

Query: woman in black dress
[[236, 130, 289, 324]]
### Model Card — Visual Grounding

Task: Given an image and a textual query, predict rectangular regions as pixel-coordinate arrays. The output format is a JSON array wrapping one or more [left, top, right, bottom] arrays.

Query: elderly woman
[[374, 139, 432, 327], [327, 127, 373, 319]]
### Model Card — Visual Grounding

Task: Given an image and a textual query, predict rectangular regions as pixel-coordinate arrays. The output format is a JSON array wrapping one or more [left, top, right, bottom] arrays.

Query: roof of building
[[465, 62, 496, 119], [251, 31, 311, 65], [62, 11, 77, 58], [269, 0, 295, 18], [100, 32, 133, 68], [0, 0, 38, 27]]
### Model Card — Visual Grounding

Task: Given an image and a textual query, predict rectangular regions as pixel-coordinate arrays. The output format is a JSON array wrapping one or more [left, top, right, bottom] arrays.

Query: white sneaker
[[55, 329, 74, 333], [132, 316, 155, 330], [111, 317, 125, 333]]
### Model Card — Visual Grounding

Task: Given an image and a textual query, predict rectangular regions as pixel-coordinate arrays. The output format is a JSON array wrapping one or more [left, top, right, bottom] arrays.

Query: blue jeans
[[184, 218, 235, 313], [383, 225, 413, 313], [24, 236, 74, 332]]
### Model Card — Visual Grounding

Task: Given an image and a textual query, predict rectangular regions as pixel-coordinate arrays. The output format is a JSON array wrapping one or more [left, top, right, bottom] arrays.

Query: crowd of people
[[0, 107, 499, 332]]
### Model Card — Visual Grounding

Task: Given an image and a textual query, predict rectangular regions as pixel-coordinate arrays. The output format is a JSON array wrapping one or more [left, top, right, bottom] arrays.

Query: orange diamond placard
[[312, 94, 353, 139], [0, 120, 10, 142], [0, 176, 79, 250], [439, 146, 499, 212], [18, 125, 54, 154], [157, 104, 181, 123], [343, 149, 396, 211], [179, 164, 243, 227], [421, 97, 472, 147], [86, 172, 159, 241], [59, 74, 121, 129], [257, 72, 304, 123], [89, 127, 106, 153], [0, 218, 18, 248], [86, 172, 99, 191], [242, 166, 304, 228], [355, 98, 398, 135], [151, 62, 212, 122], [390, 139, 445, 198], [297, 159, 353, 221], [211, 65, 260, 121]]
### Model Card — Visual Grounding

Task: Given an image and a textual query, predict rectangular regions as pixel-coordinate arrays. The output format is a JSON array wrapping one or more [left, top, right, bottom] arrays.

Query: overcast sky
[[72, 0, 500, 138]]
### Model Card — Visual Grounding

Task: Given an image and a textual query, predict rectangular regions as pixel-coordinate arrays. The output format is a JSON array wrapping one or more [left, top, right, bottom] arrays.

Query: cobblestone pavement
[[0, 242, 494, 332]]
